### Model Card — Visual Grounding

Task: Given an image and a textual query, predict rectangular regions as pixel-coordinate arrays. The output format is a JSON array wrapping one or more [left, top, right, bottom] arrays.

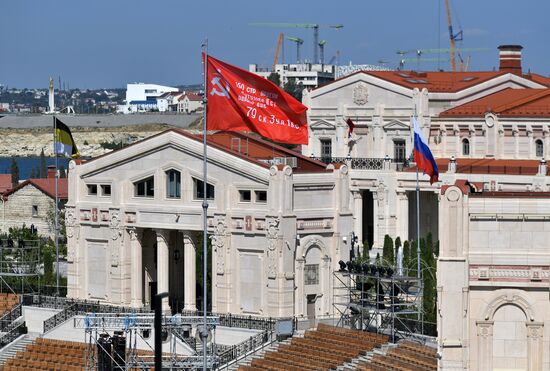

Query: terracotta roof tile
[[0, 174, 12, 194], [440, 88, 550, 117], [4, 178, 68, 199]]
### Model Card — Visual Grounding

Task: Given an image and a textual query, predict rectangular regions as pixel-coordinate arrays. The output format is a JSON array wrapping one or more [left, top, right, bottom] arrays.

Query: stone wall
[[1, 184, 55, 238]]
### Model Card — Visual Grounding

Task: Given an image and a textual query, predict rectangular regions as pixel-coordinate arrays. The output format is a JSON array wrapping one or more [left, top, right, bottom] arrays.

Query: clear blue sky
[[1, 0, 549, 88]]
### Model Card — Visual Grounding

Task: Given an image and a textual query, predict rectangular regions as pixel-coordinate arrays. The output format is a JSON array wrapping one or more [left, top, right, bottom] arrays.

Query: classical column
[[155, 229, 170, 312], [183, 233, 197, 311], [526, 322, 543, 371], [476, 321, 493, 371], [129, 228, 143, 308], [352, 190, 363, 249]]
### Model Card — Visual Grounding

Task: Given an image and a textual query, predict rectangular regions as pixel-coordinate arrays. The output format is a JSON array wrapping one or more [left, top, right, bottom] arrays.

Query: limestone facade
[[438, 185, 550, 370], [66, 129, 352, 318]]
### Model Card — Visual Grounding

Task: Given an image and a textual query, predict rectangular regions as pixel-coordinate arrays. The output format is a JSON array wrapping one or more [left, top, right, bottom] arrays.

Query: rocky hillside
[[0, 124, 184, 158]]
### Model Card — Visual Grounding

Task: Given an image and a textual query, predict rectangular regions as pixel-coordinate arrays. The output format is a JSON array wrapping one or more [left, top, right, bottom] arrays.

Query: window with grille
[[536, 140, 544, 157], [304, 264, 319, 285], [320, 139, 332, 159]]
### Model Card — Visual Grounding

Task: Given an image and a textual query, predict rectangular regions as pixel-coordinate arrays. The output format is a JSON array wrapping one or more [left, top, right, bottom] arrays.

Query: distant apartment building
[[249, 63, 335, 89], [122, 83, 179, 113]]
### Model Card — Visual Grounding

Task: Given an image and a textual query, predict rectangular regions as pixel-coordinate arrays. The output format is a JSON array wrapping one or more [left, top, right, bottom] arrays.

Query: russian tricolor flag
[[412, 116, 439, 184]]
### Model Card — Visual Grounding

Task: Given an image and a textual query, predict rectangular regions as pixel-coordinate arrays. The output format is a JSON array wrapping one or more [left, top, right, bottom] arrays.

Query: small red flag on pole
[[346, 118, 355, 137], [205, 54, 308, 144]]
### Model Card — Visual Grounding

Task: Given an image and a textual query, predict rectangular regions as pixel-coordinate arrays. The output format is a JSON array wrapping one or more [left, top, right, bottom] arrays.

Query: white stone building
[[177, 92, 202, 113], [250, 63, 335, 88], [123, 83, 179, 113], [66, 130, 352, 319]]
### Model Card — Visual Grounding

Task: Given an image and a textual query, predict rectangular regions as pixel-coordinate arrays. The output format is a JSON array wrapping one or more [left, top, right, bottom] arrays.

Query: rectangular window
[[134, 176, 154, 197], [87, 184, 98, 195], [320, 139, 332, 159], [304, 264, 319, 285], [32, 205, 38, 217], [166, 170, 181, 198], [193, 178, 215, 200], [255, 190, 267, 203], [100, 185, 111, 196], [239, 190, 251, 202], [394, 140, 406, 162]]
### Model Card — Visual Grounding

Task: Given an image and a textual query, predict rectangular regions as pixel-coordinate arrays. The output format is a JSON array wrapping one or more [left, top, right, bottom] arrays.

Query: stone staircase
[[0, 334, 37, 365]]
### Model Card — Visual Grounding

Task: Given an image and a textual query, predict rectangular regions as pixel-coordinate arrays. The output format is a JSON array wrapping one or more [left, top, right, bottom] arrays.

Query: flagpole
[[53, 116, 60, 296], [201, 38, 209, 371], [414, 112, 422, 330]]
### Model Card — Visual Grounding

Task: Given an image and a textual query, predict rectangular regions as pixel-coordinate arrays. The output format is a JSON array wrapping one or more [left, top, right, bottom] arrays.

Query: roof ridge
[[493, 88, 550, 113]]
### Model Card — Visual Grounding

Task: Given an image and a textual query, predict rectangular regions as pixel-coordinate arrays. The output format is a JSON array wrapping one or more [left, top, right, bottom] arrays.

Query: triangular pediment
[[310, 120, 336, 130], [383, 120, 410, 130]]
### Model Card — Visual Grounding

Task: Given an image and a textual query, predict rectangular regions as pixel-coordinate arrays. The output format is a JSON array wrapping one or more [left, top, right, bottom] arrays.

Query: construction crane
[[396, 47, 488, 70], [444, 0, 463, 72], [287, 36, 304, 63], [318, 40, 327, 64], [399, 57, 450, 70], [328, 50, 340, 65], [272, 33, 284, 70], [250, 22, 343, 63]]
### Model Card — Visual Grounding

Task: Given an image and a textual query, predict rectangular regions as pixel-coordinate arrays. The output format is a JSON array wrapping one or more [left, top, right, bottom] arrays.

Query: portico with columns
[[66, 129, 352, 318]]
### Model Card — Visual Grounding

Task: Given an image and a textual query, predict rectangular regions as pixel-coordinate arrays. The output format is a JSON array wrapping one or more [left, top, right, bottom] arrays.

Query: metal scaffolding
[[0, 238, 41, 294], [332, 268, 424, 342], [74, 313, 220, 370]]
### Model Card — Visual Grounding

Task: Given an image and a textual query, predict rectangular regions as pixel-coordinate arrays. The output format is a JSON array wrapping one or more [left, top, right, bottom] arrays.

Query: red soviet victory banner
[[205, 54, 308, 144]]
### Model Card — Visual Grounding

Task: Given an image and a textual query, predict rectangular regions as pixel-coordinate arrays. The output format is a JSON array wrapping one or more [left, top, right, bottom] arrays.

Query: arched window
[[536, 139, 544, 157], [462, 138, 470, 156]]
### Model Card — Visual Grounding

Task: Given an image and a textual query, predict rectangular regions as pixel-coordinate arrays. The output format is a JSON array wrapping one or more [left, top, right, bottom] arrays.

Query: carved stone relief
[[211, 215, 227, 275]]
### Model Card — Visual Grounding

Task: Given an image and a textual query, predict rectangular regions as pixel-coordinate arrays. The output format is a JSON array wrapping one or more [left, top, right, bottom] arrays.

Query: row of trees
[[354, 233, 439, 326], [9, 149, 67, 187]]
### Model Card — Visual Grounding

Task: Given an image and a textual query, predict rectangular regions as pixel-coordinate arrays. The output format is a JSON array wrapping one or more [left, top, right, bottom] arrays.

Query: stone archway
[[476, 290, 543, 371], [295, 236, 330, 320]]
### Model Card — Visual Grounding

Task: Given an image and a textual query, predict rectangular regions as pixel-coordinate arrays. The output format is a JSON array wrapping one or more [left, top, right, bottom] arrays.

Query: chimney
[[498, 45, 523, 75], [47, 165, 56, 179]]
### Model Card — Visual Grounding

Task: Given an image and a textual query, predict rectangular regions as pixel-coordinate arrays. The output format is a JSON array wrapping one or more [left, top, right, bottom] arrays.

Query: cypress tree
[[39, 148, 47, 178], [10, 159, 19, 187], [409, 240, 418, 277], [402, 240, 410, 275], [362, 240, 369, 262], [382, 234, 394, 266]]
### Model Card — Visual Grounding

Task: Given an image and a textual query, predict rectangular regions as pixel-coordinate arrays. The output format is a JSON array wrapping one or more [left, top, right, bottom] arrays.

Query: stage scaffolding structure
[[332, 267, 424, 342], [0, 238, 41, 294], [75, 313, 220, 370]]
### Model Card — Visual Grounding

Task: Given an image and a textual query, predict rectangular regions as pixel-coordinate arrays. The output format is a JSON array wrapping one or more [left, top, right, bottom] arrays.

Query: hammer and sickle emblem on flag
[[210, 74, 230, 97]]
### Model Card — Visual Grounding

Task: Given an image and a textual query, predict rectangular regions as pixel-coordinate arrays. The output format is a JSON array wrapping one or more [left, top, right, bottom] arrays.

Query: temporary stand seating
[[239, 324, 437, 371]]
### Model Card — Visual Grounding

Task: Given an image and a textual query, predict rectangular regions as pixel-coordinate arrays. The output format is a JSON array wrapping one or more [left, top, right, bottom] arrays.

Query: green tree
[[361, 240, 369, 262], [195, 232, 212, 312], [382, 234, 394, 266], [10, 159, 19, 187], [283, 78, 303, 101], [267, 72, 281, 87], [409, 240, 418, 277], [375, 252, 381, 266], [402, 240, 410, 274], [29, 167, 38, 179], [39, 148, 47, 178], [394, 237, 402, 267], [59, 165, 66, 178]]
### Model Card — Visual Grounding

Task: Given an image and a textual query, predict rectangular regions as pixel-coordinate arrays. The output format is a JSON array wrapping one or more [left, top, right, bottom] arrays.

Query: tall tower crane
[[318, 40, 327, 64], [287, 36, 304, 63], [250, 22, 343, 63], [444, 0, 463, 72], [272, 33, 284, 70]]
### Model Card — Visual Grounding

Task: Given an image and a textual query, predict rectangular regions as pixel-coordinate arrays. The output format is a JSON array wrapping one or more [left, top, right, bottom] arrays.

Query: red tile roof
[[0, 174, 12, 194], [406, 158, 544, 176], [3, 178, 68, 200], [440, 88, 550, 117]]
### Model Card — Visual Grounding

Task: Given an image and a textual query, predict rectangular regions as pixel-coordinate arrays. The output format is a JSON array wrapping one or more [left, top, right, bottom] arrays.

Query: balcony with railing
[[311, 156, 412, 171]]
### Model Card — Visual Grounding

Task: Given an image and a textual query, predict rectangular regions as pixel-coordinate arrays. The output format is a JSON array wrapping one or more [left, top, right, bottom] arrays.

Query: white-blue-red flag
[[412, 116, 439, 184]]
